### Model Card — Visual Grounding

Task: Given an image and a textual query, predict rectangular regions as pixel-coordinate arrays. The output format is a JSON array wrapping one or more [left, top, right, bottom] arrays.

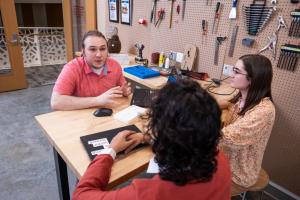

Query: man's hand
[[95, 86, 123, 107], [110, 130, 136, 153], [121, 82, 132, 97]]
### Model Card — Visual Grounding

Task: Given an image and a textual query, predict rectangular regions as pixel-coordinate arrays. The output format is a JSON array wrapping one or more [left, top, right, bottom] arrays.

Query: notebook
[[131, 88, 159, 108], [80, 125, 142, 160], [113, 105, 147, 123]]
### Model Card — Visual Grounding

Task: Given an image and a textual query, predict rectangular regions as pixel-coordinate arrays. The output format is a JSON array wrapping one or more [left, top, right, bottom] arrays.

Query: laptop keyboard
[[131, 88, 159, 108]]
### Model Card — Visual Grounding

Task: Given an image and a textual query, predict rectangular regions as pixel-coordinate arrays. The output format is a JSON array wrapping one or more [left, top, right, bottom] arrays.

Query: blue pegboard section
[[124, 65, 160, 79]]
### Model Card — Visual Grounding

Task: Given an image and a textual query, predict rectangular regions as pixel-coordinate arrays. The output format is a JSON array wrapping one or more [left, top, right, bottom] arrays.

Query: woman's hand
[[124, 132, 144, 154], [110, 130, 136, 153]]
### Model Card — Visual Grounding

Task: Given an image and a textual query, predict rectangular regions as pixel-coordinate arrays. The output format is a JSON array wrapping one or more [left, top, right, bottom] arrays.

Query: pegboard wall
[[105, 0, 300, 196]]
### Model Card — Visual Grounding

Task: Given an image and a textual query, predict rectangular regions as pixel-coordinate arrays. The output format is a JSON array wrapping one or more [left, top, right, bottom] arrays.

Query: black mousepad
[[80, 125, 142, 160]]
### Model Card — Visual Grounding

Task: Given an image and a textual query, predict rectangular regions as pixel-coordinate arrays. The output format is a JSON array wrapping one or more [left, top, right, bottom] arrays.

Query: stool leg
[[259, 191, 264, 200], [241, 192, 247, 200]]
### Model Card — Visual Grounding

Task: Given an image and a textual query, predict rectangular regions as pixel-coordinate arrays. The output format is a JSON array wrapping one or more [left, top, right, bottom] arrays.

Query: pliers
[[259, 16, 288, 59], [258, 33, 277, 58], [155, 8, 165, 27], [276, 16, 288, 33]]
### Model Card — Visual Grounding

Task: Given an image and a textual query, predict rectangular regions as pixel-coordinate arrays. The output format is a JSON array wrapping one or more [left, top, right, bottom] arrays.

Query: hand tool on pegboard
[[244, 11, 272, 34], [271, 0, 277, 11], [212, 2, 222, 34], [229, 0, 238, 19], [150, 0, 158, 24], [275, 16, 288, 33], [258, 33, 277, 58], [291, 0, 299, 3], [214, 36, 227, 65], [258, 16, 288, 59], [228, 25, 239, 57], [288, 9, 300, 37], [176, 4, 180, 15], [155, 8, 165, 27], [242, 0, 274, 36], [168, 0, 175, 28], [182, 0, 186, 20], [201, 20, 208, 44], [277, 44, 300, 71]]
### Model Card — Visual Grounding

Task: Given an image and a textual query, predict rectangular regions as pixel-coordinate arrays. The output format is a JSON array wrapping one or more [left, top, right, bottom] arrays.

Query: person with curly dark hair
[[72, 79, 231, 200]]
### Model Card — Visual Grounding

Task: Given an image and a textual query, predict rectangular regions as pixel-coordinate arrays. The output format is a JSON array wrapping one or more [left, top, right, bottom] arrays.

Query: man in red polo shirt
[[51, 30, 131, 110]]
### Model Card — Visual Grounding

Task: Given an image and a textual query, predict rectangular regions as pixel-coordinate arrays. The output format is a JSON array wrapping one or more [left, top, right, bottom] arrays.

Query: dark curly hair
[[145, 79, 221, 185]]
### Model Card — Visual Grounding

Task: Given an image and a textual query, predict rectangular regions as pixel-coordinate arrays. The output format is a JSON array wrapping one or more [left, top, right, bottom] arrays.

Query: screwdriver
[[202, 20, 208, 35], [212, 2, 221, 33], [202, 20, 208, 44]]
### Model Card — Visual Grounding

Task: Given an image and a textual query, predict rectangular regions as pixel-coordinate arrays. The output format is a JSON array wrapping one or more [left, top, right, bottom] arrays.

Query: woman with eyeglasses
[[220, 54, 275, 188], [72, 79, 231, 200]]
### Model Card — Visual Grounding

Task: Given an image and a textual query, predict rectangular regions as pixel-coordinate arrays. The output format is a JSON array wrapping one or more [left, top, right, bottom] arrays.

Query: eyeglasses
[[232, 67, 247, 76]]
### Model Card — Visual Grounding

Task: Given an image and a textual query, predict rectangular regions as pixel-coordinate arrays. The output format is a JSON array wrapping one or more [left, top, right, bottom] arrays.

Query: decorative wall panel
[[0, 27, 66, 70]]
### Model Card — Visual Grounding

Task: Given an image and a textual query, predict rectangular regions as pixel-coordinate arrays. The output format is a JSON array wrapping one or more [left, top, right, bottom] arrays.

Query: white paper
[[109, 54, 130, 65], [146, 157, 159, 173], [91, 149, 104, 156], [113, 105, 147, 124], [176, 52, 184, 63], [88, 138, 109, 146], [92, 139, 109, 147]]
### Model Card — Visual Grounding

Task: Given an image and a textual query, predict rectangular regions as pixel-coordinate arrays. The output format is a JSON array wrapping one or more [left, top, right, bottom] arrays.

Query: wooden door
[[62, 0, 97, 61], [0, 0, 27, 92]]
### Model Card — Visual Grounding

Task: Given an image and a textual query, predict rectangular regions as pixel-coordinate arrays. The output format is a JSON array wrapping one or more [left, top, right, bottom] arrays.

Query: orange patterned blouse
[[220, 97, 275, 188]]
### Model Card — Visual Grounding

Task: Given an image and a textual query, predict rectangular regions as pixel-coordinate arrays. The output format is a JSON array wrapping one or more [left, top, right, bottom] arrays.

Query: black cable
[[205, 76, 236, 96], [207, 86, 236, 96]]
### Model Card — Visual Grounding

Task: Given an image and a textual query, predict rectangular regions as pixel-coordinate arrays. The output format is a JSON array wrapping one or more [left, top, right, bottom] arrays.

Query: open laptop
[[130, 88, 159, 108]]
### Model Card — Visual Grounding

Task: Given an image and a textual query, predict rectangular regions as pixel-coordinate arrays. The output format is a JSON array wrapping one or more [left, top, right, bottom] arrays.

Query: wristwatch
[[99, 148, 117, 159]]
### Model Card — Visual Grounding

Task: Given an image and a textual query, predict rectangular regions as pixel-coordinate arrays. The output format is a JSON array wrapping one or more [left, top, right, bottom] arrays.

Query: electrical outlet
[[176, 52, 184, 63], [223, 64, 233, 76]]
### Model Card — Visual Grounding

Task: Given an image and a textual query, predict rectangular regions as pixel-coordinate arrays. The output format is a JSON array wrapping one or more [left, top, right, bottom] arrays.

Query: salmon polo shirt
[[53, 57, 126, 97]]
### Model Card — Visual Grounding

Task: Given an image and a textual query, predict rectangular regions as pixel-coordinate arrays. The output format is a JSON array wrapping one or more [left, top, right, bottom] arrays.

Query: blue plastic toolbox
[[124, 65, 160, 79]]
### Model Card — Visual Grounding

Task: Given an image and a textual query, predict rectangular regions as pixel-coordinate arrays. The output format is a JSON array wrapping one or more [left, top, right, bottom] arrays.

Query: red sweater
[[72, 152, 231, 200]]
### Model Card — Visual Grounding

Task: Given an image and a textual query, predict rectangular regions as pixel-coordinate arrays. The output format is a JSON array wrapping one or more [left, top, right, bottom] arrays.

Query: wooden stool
[[231, 168, 269, 200]]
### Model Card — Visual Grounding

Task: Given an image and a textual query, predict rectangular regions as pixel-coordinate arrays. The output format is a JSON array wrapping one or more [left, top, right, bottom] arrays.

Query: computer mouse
[[93, 108, 113, 117]]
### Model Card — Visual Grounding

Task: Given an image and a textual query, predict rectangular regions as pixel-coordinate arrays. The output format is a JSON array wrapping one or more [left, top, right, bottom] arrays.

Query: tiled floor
[[25, 64, 63, 87]]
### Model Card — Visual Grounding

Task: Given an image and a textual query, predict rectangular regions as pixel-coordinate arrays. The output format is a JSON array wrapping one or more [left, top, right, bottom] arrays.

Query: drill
[[134, 43, 148, 66]]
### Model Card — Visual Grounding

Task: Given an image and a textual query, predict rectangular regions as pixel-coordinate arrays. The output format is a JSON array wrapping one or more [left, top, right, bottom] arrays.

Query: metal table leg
[[53, 148, 70, 200]]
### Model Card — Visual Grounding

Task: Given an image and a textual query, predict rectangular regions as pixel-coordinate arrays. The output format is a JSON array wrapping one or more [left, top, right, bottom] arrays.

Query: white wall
[[97, 0, 106, 35]]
